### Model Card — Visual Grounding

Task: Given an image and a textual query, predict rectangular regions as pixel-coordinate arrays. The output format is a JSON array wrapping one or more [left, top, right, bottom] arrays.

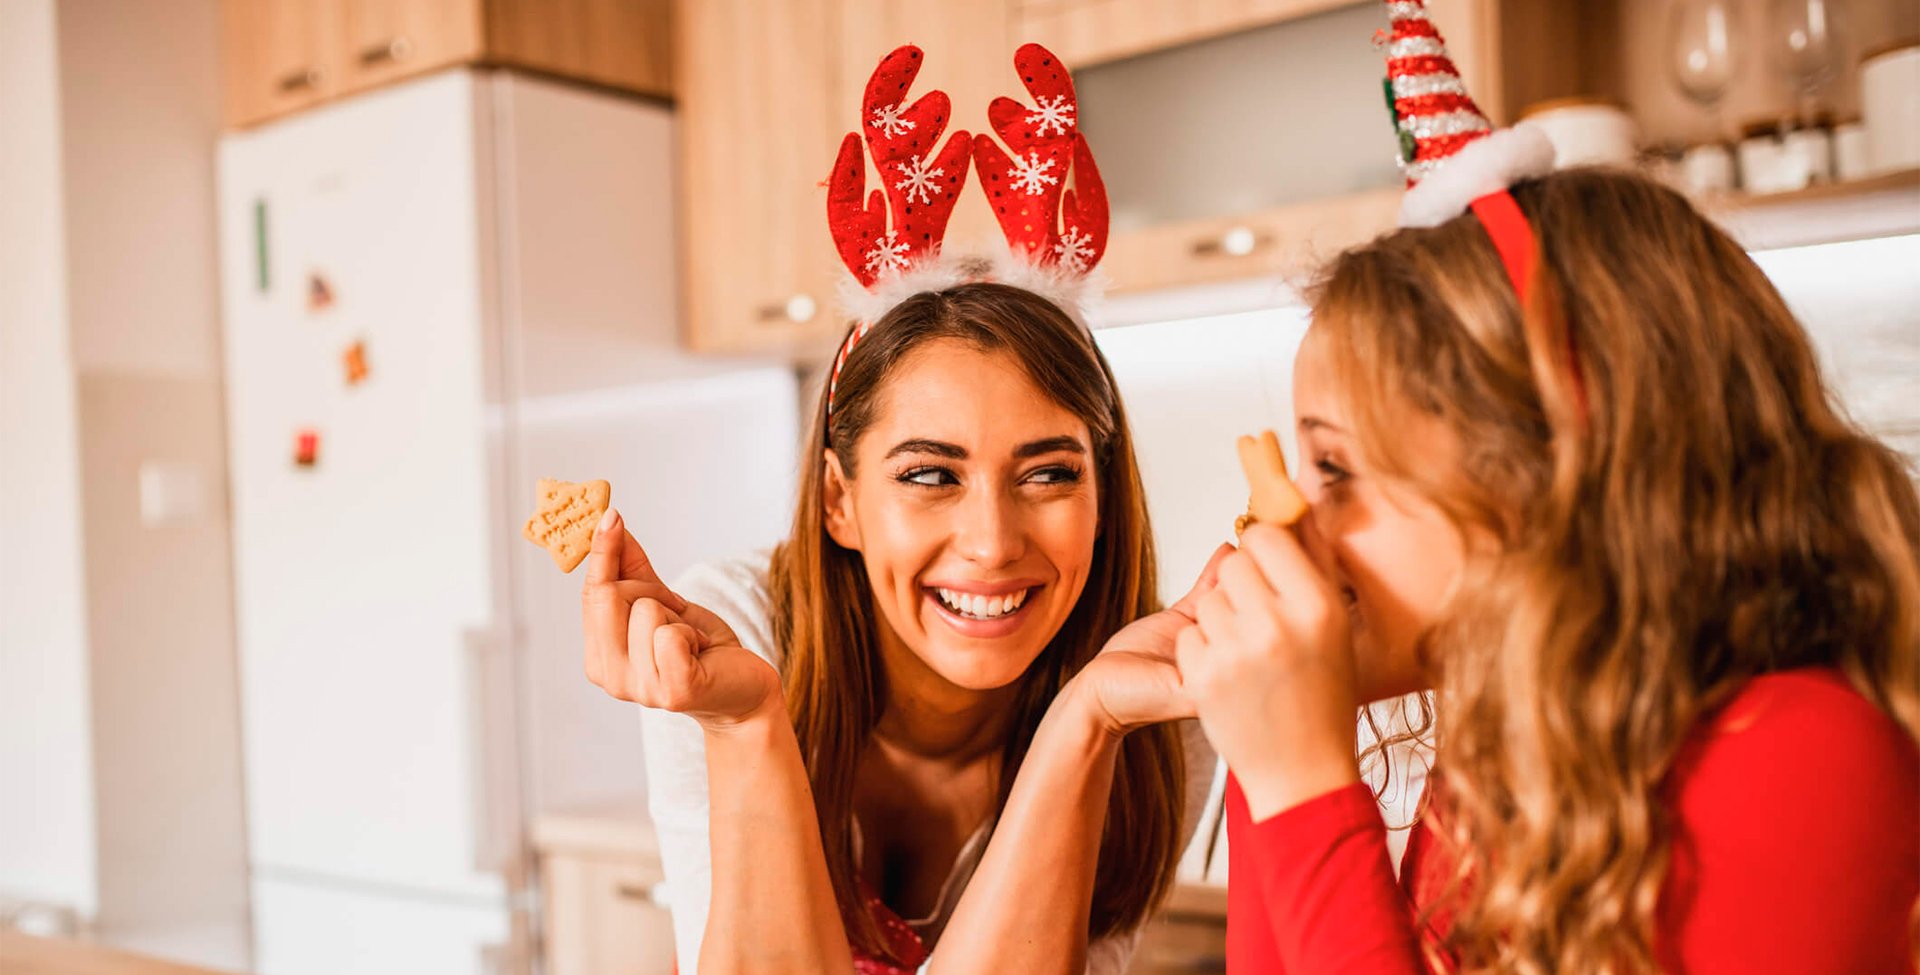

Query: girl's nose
[[954, 492, 1023, 568]]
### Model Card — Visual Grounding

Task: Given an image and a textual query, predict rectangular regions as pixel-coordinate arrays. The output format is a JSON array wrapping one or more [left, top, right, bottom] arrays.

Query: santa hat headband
[[825, 43, 1110, 418], [1379, 0, 1587, 420]]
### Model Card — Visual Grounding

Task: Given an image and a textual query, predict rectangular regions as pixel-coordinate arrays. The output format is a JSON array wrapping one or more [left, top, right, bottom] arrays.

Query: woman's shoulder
[[671, 548, 782, 669], [1671, 666, 1918, 828]]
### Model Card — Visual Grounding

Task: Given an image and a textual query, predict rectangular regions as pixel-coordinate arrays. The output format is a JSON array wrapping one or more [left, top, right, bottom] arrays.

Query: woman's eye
[[1026, 465, 1083, 485], [1315, 458, 1351, 487], [898, 467, 958, 487]]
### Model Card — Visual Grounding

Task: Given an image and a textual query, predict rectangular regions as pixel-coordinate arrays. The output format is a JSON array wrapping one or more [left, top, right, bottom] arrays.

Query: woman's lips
[[924, 585, 1042, 639]]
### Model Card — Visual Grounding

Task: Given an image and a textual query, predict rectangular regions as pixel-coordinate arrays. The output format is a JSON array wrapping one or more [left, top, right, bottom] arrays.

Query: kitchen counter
[[0, 932, 245, 975]]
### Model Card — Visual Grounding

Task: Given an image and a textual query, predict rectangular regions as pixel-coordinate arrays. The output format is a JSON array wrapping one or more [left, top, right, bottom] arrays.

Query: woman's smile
[[923, 579, 1046, 638]]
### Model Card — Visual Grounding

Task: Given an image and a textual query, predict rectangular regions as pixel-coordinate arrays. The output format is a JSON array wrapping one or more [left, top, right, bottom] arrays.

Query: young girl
[[580, 46, 1219, 974], [1180, 168, 1920, 972]]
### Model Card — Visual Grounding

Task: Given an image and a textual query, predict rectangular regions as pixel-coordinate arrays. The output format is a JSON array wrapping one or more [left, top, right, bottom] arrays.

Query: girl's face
[[825, 338, 1100, 694], [1291, 326, 1465, 702]]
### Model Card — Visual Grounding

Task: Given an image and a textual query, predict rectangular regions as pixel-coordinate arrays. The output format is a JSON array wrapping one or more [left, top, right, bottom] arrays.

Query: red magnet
[[307, 272, 334, 312], [293, 429, 320, 468]]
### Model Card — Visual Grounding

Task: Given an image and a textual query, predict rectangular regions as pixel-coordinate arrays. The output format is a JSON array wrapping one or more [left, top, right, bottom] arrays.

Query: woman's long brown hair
[[767, 282, 1187, 964], [1310, 168, 1920, 974]]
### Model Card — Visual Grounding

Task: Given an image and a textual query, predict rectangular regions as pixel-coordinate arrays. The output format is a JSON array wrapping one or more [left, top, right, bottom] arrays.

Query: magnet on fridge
[[307, 272, 334, 312], [343, 339, 369, 386], [293, 429, 320, 468]]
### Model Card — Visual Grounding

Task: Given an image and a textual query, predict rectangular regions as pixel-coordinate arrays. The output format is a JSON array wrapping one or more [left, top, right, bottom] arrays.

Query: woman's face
[[825, 338, 1100, 693], [1291, 326, 1465, 702]]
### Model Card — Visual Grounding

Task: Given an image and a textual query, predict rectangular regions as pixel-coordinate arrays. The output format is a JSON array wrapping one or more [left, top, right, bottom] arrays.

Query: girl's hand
[[1176, 523, 1361, 820], [580, 510, 780, 729], [1066, 543, 1235, 738]]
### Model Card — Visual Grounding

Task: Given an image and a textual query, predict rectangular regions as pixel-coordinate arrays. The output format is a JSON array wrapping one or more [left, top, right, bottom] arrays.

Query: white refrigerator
[[215, 70, 799, 975]]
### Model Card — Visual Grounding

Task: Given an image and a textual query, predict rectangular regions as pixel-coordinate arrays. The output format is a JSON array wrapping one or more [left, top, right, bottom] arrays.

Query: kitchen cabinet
[[221, 0, 672, 129], [676, 0, 1013, 354], [1017, 0, 1361, 68], [533, 808, 674, 975]]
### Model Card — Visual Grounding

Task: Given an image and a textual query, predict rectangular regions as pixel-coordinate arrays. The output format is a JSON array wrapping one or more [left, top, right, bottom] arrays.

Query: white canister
[[1862, 41, 1920, 174], [1782, 126, 1833, 184], [1739, 122, 1809, 194], [1681, 142, 1737, 194], [1834, 120, 1873, 181], [1519, 97, 1639, 168]]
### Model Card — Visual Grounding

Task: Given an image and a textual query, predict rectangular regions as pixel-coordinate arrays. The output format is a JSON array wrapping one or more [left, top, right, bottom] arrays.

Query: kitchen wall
[[0, 0, 251, 967], [0, 0, 98, 921]]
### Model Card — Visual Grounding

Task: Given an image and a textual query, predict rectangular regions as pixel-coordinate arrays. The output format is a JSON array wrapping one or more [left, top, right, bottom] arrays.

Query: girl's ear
[[822, 449, 862, 551]]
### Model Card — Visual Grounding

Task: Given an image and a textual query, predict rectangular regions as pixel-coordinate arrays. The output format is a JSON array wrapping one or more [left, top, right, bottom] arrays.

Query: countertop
[[0, 932, 245, 975]]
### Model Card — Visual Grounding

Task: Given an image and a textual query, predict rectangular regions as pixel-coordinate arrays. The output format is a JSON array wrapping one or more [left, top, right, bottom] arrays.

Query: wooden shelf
[[1709, 168, 1920, 251], [1103, 187, 1403, 296]]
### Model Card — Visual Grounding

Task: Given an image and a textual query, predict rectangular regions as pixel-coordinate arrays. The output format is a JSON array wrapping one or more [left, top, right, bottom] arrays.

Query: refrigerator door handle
[[463, 624, 523, 880]]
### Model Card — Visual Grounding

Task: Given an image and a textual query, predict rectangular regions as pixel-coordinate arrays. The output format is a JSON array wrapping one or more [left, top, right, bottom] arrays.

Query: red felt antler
[[826, 45, 974, 288], [972, 43, 1109, 274]]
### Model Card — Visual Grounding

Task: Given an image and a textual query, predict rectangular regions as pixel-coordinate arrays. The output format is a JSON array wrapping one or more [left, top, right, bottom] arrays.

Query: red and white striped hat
[[1383, 0, 1554, 228]]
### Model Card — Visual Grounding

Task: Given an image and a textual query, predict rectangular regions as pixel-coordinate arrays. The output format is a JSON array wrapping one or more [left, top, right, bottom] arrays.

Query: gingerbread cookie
[[523, 478, 611, 573], [1235, 430, 1308, 535]]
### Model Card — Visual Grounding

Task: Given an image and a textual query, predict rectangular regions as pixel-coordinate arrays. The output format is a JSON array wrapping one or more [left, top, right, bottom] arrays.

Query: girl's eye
[[1026, 465, 1084, 486], [1315, 458, 1351, 487], [898, 466, 958, 487]]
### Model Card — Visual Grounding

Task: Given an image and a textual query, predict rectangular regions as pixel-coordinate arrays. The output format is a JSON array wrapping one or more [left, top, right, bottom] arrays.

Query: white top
[[643, 552, 1219, 974]]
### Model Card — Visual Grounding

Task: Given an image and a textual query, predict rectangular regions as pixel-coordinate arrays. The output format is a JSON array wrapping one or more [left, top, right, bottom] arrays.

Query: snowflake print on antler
[[1052, 227, 1095, 273], [1009, 153, 1059, 196], [1026, 94, 1075, 138], [827, 45, 972, 289], [972, 44, 1109, 273], [869, 102, 916, 139], [863, 230, 912, 277], [894, 154, 945, 205]]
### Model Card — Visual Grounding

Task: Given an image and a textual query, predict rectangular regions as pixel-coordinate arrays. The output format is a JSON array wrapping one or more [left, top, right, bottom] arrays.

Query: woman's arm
[[926, 678, 1123, 975], [929, 547, 1234, 975], [698, 703, 855, 973]]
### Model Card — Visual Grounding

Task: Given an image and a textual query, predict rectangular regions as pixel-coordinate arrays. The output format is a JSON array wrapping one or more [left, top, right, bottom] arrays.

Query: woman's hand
[[1065, 543, 1235, 738], [580, 509, 780, 729], [1177, 522, 1361, 820]]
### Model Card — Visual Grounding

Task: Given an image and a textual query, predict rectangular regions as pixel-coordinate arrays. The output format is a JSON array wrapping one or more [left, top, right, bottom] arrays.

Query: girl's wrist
[[698, 694, 790, 741], [1233, 741, 1361, 822]]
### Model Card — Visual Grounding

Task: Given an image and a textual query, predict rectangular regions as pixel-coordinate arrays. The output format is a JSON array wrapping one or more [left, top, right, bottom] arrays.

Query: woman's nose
[[954, 492, 1024, 568]]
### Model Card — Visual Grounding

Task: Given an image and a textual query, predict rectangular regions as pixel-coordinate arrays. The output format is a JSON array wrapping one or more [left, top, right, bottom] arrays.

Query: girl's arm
[[698, 703, 854, 973], [926, 678, 1124, 975], [929, 547, 1233, 975]]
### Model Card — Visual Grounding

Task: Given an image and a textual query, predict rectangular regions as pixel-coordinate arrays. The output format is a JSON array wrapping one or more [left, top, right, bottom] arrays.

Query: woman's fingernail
[[597, 508, 618, 535]]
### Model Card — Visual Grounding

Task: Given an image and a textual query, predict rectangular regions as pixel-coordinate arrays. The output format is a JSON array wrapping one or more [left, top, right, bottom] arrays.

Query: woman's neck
[[872, 626, 1020, 764]]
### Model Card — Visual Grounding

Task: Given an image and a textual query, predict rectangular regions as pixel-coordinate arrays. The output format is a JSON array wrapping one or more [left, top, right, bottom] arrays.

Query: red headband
[[1469, 189, 1589, 426]]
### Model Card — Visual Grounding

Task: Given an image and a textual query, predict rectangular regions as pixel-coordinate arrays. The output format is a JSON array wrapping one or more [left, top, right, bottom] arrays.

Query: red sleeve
[[1234, 775, 1426, 975], [1658, 671, 1920, 975]]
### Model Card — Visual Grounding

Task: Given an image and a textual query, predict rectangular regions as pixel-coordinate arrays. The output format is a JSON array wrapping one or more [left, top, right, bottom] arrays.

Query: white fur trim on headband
[[1398, 123, 1556, 228], [835, 246, 1107, 332]]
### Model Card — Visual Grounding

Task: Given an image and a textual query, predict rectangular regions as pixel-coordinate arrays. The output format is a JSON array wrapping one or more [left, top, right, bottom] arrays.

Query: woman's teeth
[[935, 587, 1028, 620]]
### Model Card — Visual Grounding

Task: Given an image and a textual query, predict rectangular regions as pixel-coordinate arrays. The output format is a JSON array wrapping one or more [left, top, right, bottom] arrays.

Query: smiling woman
[[597, 282, 1216, 975]]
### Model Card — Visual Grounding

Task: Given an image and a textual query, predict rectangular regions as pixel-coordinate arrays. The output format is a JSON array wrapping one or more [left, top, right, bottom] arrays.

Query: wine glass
[[1669, 0, 1742, 142], [1769, 0, 1844, 125]]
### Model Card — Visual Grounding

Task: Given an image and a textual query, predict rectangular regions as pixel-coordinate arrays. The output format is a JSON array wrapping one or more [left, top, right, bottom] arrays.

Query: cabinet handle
[[1190, 226, 1264, 258], [276, 66, 326, 93], [616, 881, 671, 908], [758, 293, 817, 324], [360, 36, 415, 67]]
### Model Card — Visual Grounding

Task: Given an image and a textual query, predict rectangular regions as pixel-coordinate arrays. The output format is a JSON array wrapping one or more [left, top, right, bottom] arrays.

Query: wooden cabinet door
[[1019, 0, 1355, 68], [222, 0, 342, 127], [339, 0, 483, 95], [542, 854, 675, 975], [677, 0, 847, 353]]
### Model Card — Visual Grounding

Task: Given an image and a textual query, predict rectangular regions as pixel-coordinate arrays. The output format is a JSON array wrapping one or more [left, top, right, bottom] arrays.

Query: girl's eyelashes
[[1026, 464, 1084, 486], [896, 466, 959, 487], [1315, 456, 1352, 487]]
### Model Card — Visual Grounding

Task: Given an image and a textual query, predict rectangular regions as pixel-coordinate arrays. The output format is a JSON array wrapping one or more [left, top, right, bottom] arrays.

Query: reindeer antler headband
[[825, 43, 1110, 417]]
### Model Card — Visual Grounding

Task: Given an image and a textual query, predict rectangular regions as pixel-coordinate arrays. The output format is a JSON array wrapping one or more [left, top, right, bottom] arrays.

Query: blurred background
[[1, 1, 1915, 973]]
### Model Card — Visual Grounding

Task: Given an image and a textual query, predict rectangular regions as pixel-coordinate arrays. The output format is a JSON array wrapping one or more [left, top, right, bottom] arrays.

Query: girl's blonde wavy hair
[[1309, 167, 1920, 974]]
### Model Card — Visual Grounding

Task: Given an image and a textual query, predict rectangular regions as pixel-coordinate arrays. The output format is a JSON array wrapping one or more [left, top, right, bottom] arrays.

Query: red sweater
[[1226, 668, 1919, 974]]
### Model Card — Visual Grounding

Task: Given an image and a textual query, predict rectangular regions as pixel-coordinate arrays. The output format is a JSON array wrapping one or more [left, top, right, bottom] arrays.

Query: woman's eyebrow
[[1013, 436, 1086, 459], [1298, 416, 1347, 434], [885, 438, 967, 460]]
